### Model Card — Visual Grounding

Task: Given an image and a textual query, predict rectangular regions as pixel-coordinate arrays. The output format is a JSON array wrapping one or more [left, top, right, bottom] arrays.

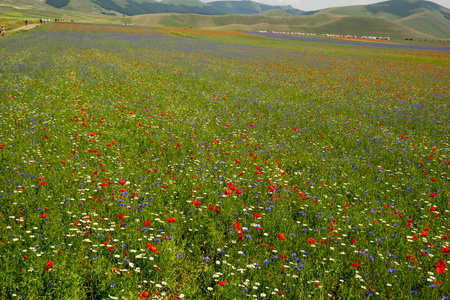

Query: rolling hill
[[131, 12, 439, 40], [318, 0, 450, 39], [0, 0, 448, 40], [40, 0, 304, 16], [129, 0, 449, 39]]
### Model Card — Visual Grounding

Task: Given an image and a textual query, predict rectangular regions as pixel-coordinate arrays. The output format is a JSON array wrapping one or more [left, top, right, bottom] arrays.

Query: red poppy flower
[[277, 233, 285, 241], [119, 180, 126, 185], [307, 238, 316, 244], [218, 281, 226, 286], [436, 261, 446, 274], [117, 214, 125, 220], [233, 221, 243, 230], [147, 244, 157, 252], [253, 213, 260, 219], [145, 221, 151, 227], [430, 193, 437, 198], [352, 262, 360, 267]]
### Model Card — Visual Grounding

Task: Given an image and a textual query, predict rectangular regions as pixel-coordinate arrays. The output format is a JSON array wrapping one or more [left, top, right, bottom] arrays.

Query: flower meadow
[[0, 23, 449, 300]]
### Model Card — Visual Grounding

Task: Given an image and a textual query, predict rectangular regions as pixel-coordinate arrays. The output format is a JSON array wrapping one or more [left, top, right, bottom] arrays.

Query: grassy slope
[[318, 0, 450, 39], [132, 12, 436, 39], [398, 10, 450, 38], [161, 0, 207, 7], [62, 0, 105, 14], [0, 18, 36, 30], [0, 0, 125, 23], [259, 9, 293, 17]]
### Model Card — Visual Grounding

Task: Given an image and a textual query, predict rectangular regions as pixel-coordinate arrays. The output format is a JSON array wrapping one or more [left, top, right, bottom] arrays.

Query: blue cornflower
[[388, 269, 396, 273]]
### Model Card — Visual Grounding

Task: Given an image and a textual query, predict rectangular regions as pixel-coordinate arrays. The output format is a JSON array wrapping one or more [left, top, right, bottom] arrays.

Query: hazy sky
[[201, 0, 450, 11]]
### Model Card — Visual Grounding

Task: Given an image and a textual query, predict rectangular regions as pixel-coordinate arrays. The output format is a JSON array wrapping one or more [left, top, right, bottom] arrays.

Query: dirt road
[[7, 24, 40, 34]]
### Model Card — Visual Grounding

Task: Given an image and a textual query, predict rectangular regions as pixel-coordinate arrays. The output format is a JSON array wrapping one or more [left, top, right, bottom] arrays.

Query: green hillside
[[319, 0, 450, 38], [39, 0, 304, 16], [0, 0, 124, 23], [0, 0, 448, 40], [207, 1, 301, 15], [259, 9, 293, 17], [161, 0, 207, 7], [131, 12, 437, 40]]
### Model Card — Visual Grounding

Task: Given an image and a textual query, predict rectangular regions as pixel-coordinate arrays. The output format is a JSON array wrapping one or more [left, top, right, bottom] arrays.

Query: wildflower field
[[0, 23, 449, 300]]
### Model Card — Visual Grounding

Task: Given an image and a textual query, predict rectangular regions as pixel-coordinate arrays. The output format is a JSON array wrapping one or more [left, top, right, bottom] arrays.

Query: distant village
[[258, 31, 391, 41]]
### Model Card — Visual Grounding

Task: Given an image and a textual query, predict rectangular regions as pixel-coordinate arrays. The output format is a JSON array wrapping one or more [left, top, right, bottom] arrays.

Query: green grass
[[0, 19, 31, 30], [0, 22, 449, 300]]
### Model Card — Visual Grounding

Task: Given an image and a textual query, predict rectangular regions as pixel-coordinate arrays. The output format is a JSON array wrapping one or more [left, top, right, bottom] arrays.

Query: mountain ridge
[[42, 0, 305, 16], [317, 0, 450, 38], [0, 0, 449, 39]]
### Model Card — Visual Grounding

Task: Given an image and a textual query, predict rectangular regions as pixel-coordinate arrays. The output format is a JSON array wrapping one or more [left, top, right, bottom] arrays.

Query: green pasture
[[0, 23, 449, 300]]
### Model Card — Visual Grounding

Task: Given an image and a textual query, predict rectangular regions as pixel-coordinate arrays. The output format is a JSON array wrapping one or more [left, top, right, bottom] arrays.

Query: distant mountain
[[207, 1, 301, 15], [41, 0, 304, 16], [129, 0, 449, 39], [318, 0, 450, 39], [0, 0, 448, 39]]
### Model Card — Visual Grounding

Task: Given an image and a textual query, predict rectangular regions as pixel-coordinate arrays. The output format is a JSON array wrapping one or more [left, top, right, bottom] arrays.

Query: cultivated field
[[0, 23, 449, 299]]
